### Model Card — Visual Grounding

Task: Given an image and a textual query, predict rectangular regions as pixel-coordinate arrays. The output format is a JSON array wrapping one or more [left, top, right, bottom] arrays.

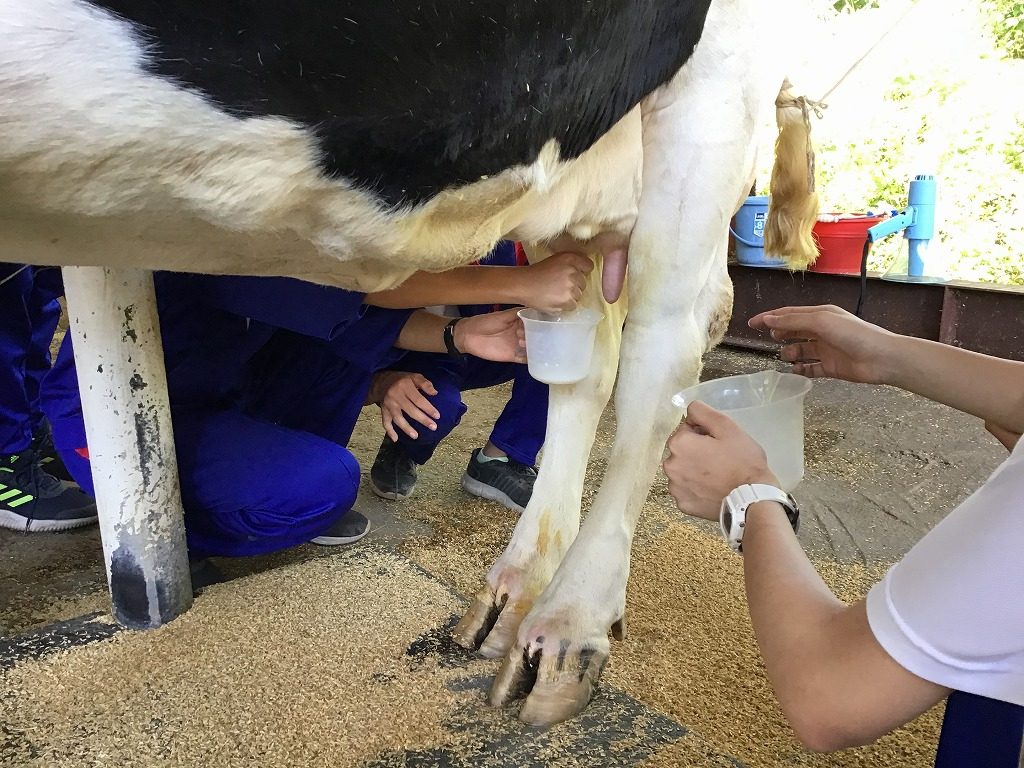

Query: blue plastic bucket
[[731, 195, 786, 267]]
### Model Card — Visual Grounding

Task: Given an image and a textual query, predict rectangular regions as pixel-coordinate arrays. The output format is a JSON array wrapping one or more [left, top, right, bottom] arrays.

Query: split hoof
[[489, 633, 611, 727], [452, 586, 532, 658]]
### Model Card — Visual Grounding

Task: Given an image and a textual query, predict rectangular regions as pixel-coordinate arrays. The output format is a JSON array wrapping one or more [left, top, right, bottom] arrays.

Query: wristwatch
[[443, 317, 464, 359], [720, 483, 800, 553]]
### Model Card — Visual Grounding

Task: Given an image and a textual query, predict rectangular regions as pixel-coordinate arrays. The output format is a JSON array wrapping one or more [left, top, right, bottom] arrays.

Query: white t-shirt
[[866, 438, 1024, 706]]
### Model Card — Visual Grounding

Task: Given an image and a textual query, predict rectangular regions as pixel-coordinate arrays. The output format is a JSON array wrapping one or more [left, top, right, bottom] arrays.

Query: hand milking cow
[[0, 0, 818, 725]]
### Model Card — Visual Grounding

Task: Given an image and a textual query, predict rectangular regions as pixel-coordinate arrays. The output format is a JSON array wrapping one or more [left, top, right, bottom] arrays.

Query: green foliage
[[807, 69, 1024, 286], [1004, 126, 1024, 173], [832, 0, 880, 11], [985, 0, 1024, 59], [754, 3, 1023, 286]]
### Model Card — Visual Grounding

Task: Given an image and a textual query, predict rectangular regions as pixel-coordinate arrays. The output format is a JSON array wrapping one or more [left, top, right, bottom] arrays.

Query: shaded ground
[[0, 347, 1009, 767]]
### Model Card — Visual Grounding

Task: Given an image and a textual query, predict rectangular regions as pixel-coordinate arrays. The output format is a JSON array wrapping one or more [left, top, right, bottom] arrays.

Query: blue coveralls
[[0, 264, 63, 455], [390, 351, 547, 467], [44, 272, 411, 557], [44, 255, 547, 557], [387, 241, 548, 468], [934, 691, 1024, 768]]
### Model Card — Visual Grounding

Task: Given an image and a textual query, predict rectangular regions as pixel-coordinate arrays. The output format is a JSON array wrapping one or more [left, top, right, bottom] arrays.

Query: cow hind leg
[[494, 244, 735, 727], [489, 248, 736, 727], [487, 1, 776, 726]]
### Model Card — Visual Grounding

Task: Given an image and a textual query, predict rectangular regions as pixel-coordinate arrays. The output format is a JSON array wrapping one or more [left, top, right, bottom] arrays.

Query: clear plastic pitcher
[[518, 308, 602, 385], [671, 370, 813, 491]]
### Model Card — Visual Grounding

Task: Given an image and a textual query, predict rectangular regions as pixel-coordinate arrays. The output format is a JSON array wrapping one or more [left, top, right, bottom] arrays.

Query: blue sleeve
[[201, 275, 368, 341], [326, 306, 415, 371], [478, 240, 518, 267]]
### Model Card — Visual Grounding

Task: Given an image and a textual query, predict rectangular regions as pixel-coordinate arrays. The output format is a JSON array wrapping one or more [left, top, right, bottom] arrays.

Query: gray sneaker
[[369, 438, 418, 500], [311, 510, 371, 546], [460, 449, 537, 514], [0, 449, 97, 532]]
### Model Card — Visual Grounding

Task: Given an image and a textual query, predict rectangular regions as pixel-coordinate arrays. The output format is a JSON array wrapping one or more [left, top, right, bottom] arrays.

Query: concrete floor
[[0, 347, 1009, 766]]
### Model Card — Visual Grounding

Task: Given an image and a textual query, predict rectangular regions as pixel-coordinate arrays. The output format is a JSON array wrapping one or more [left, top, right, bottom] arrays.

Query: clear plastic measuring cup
[[672, 370, 813, 491], [518, 308, 602, 385]]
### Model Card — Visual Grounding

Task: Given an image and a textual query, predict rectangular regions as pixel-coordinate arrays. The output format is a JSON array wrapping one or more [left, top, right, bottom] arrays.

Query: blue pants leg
[[0, 264, 34, 454], [39, 334, 88, 472], [934, 691, 1024, 768], [24, 267, 64, 434], [46, 333, 365, 558], [390, 353, 547, 467], [240, 331, 375, 449], [488, 366, 548, 467], [172, 408, 360, 558], [182, 333, 376, 556]]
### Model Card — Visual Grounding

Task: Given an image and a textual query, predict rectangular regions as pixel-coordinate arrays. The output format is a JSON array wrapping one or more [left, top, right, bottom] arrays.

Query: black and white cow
[[0, 0, 818, 725]]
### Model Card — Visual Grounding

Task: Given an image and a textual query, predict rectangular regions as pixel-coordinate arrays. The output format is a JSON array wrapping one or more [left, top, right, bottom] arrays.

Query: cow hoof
[[452, 586, 532, 658], [488, 633, 611, 727]]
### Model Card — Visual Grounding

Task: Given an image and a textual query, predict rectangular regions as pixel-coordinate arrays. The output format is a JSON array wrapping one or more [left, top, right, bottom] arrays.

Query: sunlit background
[[750, 0, 1023, 284]]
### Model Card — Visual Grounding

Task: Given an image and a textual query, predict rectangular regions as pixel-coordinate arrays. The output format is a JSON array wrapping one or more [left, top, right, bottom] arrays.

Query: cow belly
[[1, 0, 641, 291]]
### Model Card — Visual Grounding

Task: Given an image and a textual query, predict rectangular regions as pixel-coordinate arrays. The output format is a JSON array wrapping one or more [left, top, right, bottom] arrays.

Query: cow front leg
[[453, 270, 625, 657]]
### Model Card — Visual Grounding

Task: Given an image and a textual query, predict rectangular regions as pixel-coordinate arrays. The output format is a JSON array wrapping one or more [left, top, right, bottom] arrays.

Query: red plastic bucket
[[810, 215, 885, 275]]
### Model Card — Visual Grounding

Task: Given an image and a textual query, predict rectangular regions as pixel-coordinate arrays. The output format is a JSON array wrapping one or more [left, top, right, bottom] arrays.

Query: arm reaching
[[663, 401, 950, 751], [365, 252, 593, 314], [750, 304, 1024, 435]]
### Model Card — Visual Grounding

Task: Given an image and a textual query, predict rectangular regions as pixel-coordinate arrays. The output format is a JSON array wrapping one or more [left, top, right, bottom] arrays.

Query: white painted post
[[61, 266, 192, 629]]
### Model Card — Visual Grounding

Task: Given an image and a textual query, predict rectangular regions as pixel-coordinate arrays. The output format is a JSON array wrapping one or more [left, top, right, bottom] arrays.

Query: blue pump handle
[[867, 209, 915, 243], [867, 175, 937, 243]]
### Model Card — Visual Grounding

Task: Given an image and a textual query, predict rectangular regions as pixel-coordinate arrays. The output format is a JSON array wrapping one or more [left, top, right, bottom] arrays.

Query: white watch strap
[[735, 483, 791, 509], [721, 483, 798, 553]]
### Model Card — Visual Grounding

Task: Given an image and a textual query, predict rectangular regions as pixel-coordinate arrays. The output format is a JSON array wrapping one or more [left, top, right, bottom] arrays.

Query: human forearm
[[365, 267, 519, 309], [883, 335, 1024, 434], [742, 504, 852, 747], [743, 503, 948, 750], [393, 311, 452, 353], [664, 397, 950, 750], [365, 252, 592, 313], [757, 306, 1024, 435]]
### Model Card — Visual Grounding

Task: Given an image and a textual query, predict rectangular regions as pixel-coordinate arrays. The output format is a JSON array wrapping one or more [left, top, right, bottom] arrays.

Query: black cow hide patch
[[89, 1, 713, 206]]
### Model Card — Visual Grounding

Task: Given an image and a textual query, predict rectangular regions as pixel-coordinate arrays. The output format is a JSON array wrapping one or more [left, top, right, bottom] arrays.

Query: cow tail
[[765, 78, 820, 270]]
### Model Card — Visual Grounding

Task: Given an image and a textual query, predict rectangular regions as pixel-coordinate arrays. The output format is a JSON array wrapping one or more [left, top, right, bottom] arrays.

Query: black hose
[[855, 238, 871, 318]]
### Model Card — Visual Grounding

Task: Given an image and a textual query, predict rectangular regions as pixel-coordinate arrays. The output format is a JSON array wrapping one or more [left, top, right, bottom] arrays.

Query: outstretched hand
[[749, 304, 898, 385], [663, 401, 778, 520], [526, 234, 630, 305]]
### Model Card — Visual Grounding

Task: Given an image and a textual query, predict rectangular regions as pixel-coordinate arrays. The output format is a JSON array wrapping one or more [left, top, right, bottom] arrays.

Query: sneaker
[[369, 438, 418, 500], [311, 510, 371, 546], [32, 423, 75, 483], [0, 450, 97, 532], [460, 448, 537, 514]]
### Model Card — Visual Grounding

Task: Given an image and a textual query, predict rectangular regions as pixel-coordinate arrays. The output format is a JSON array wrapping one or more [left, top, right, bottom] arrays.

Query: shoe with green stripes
[[32, 423, 75, 483], [0, 449, 97, 532]]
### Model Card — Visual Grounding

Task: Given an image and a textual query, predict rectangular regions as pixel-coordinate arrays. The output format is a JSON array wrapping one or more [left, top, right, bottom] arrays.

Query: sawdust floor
[[0, 347, 1009, 767]]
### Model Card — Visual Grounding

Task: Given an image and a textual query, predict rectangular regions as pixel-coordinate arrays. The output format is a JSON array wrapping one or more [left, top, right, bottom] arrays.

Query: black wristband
[[443, 317, 464, 359]]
